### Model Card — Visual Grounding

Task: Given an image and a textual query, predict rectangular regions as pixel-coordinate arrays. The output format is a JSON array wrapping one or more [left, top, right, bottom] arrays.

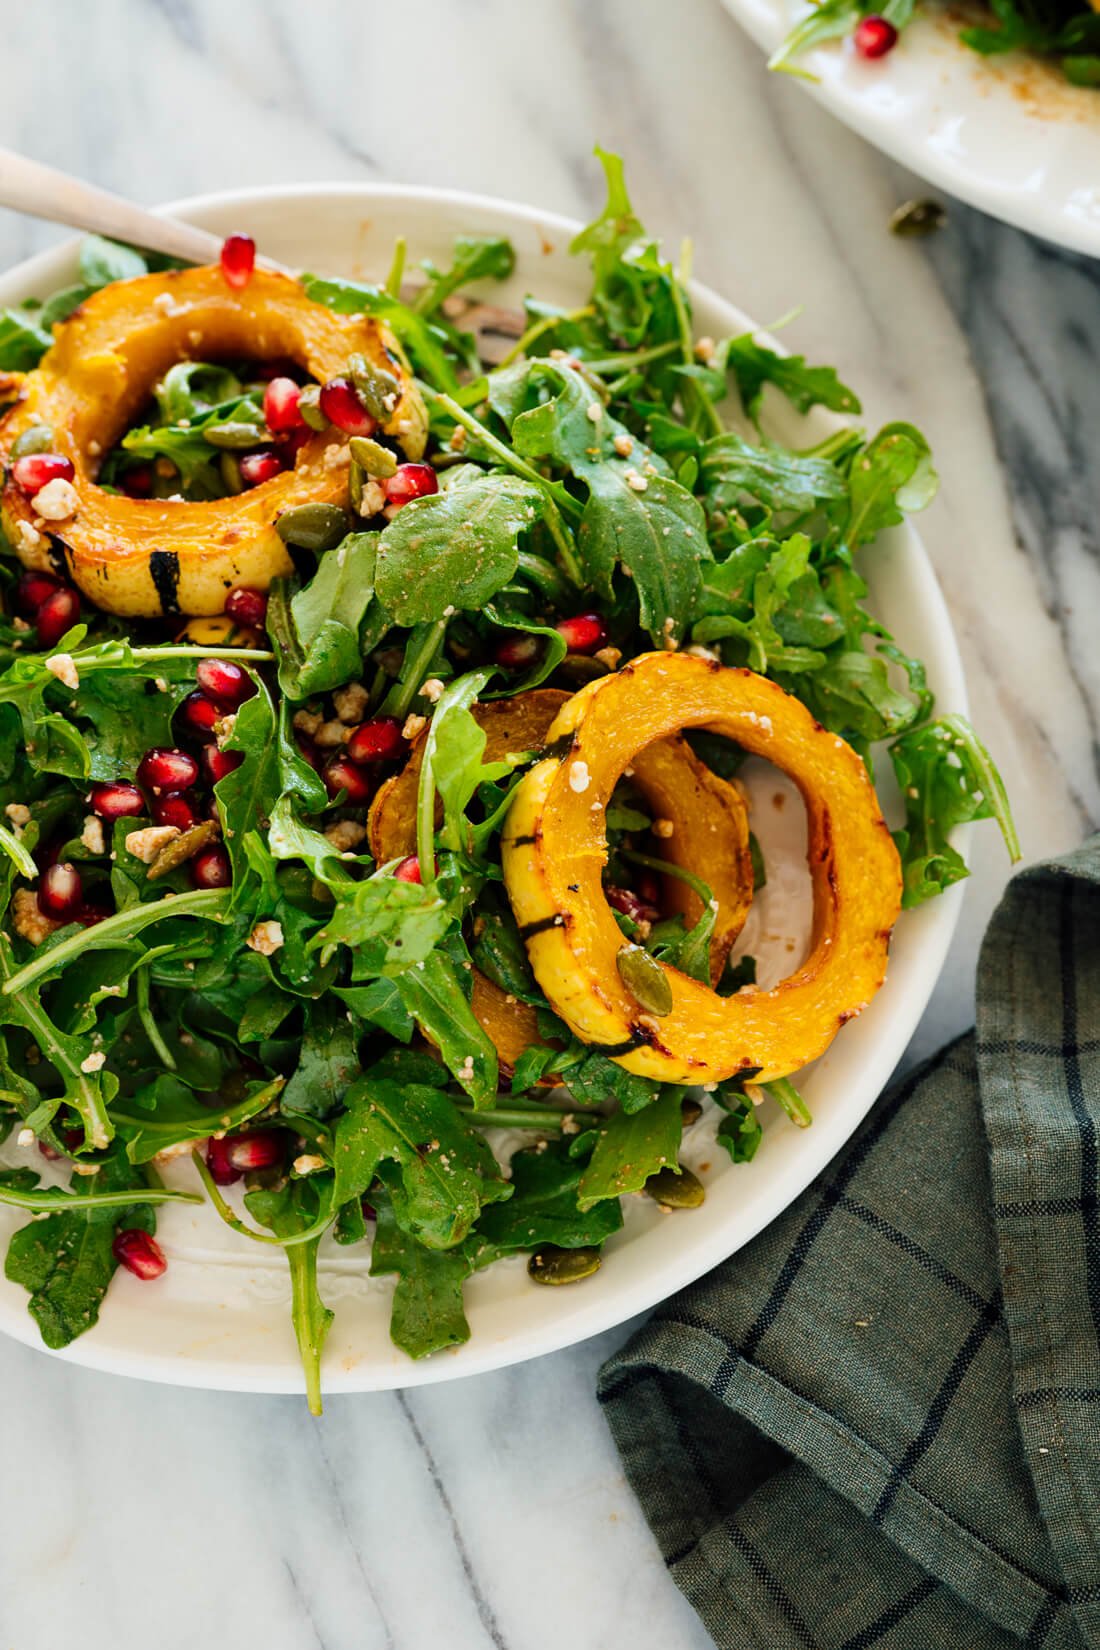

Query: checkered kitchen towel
[[599, 839, 1100, 1650]]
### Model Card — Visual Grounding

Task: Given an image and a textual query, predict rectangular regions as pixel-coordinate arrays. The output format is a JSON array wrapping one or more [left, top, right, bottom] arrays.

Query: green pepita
[[616, 944, 673, 1017], [11, 424, 55, 458], [147, 819, 222, 881], [349, 460, 364, 515], [275, 502, 349, 552], [219, 452, 244, 496], [528, 1245, 602, 1285], [204, 421, 267, 451], [348, 353, 399, 422], [298, 384, 329, 432], [349, 435, 397, 478], [644, 1165, 705, 1209], [889, 199, 947, 238]]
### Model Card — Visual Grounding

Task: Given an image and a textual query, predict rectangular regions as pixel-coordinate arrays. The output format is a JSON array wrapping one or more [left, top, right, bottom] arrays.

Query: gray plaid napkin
[[599, 839, 1100, 1650]]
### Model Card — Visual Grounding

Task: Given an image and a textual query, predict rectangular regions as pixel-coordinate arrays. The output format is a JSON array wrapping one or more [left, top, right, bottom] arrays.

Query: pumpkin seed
[[680, 1096, 703, 1128], [348, 353, 399, 421], [616, 944, 673, 1017], [349, 435, 397, 478], [889, 199, 946, 238], [12, 424, 55, 458], [528, 1244, 602, 1285], [644, 1165, 705, 1209], [349, 460, 364, 515], [275, 501, 348, 552], [297, 384, 328, 431], [219, 452, 244, 496], [147, 819, 221, 881], [204, 420, 267, 450]]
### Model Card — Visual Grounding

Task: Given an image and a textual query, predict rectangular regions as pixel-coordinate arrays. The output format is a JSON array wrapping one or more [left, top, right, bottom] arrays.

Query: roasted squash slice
[[370, 685, 753, 1074], [502, 653, 902, 1086], [0, 266, 426, 618]]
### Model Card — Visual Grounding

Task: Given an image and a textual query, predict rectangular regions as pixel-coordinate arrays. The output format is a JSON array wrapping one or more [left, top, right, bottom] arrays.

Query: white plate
[[0, 184, 967, 1396], [720, 0, 1100, 257]]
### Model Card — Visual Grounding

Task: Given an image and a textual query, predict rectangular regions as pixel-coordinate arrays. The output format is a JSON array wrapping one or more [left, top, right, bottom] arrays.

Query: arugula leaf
[[335, 979, 414, 1043], [414, 235, 515, 316], [716, 1097, 764, 1162], [890, 714, 1019, 906], [370, 1185, 471, 1358], [845, 423, 938, 547], [722, 333, 861, 421], [570, 147, 667, 348], [393, 941, 498, 1107], [702, 431, 847, 516], [576, 1087, 684, 1209], [473, 1139, 623, 1257], [272, 535, 385, 699], [301, 273, 463, 394], [78, 236, 148, 287], [0, 307, 54, 370], [314, 872, 457, 977], [768, 0, 862, 68], [280, 998, 360, 1121]]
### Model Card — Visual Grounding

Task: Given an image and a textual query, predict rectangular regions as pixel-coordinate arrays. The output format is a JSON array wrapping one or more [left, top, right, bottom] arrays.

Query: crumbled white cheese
[[293, 1154, 326, 1176], [214, 712, 237, 749], [652, 817, 675, 839], [419, 677, 445, 703], [613, 433, 634, 457], [11, 888, 58, 946], [33, 478, 79, 521], [323, 443, 352, 471], [356, 479, 386, 518], [402, 713, 427, 741], [125, 824, 180, 863], [569, 759, 591, 794], [292, 708, 323, 737], [313, 718, 349, 749], [594, 646, 621, 670], [4, 802, 30, 827], [332, 681, 369, 723], [45, 652, 79, 691], [16, 520, 44, 553], [586, 401, 603, 423], [324, 819, 367, 852], [246, 920, 284, 957], [80, 815, 106, 855], [80, 1051, 106, 1073], [16, 1127, 34, 1148], [694, 335, 716, 362], [624, 469, 648, 493]]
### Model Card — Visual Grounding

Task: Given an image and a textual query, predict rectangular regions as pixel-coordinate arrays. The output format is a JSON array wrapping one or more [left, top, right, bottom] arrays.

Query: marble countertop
[[0, 0, 1095, 1645]]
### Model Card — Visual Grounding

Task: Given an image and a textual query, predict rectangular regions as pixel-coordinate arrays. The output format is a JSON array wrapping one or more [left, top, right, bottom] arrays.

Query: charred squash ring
[[369, 686, 753, 1073], [502, 653, 902, 1086], [0, 266, 427, 617]]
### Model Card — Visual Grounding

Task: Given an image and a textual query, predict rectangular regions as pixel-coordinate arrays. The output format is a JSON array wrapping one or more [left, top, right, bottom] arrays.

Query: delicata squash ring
[[0, 266, 427, 618], [502, 653, 903, 1086], [369, 687, 753, 1073]]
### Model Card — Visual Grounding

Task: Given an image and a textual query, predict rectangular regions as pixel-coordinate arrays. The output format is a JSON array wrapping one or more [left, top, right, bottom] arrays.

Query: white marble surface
[[0, 1, 1094, 1645]]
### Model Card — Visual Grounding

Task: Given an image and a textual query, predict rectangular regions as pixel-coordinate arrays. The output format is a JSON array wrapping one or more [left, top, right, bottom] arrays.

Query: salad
[[772, 0, 1100, 84], [0, 152, 1016, 1411]]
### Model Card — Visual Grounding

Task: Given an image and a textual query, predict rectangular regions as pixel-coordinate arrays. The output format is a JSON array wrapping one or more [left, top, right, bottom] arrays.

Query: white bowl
[[0, 184, 967, 1396], [719, 0, 1100, 258]]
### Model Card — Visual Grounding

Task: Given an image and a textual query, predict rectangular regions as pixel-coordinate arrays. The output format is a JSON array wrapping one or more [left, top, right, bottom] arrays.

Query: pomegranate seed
[[112, 1229, 167, 1281], [120, 464, 154, 499], [14, 569, 60, 614], [220, 233, 256, 290], [493, 632, 543, 670], [854, 14, 897, 55], [205, 1137, 242, 1186], [38, 1140, 65, 1163], [346, 717, 405, 764], [280, 426, 311, 460], [225, 1129, 284, 1173], [179, 690, 221, 735], [263, 376, 305, 434], [196, 657, 249, 704], [77, 903, 112, 927], [606, 885, 660, 927], [190, 845, 232, 888], [88, 781, 145, 821], [393, 855, 423, 884], [224, 586, 267, 628], [239, 450, 285, 488], [153, 793, 198, 830], [254, 356, 300, 383], [383, 463, 439, 509], [637, 869, 662, 906], [138, 748, 199, 793], [362, 1199, 377, 1222], [318, 377, 376, 437], [201, 745, 244, 785], [323, 755, 374, 803], [35, 586, 80, 647], [38, 862, 82, 920], [11, 452, 74, 498], [556, 612, 608, 655]]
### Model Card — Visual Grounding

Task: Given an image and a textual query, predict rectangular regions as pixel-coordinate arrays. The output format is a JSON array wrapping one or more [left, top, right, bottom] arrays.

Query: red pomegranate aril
[[138, 747, 199, 793], [35, 586, 80, 647], [153, 793, 198, 831], [225, 1129, 284, 1173], [323, 755, 374, 803], [220, 233, 256, 290], [77, 903, 112, 927], [556, 612, 608, 655], [854, 14, 897, 55], [88, 780, 145, 821], [113, 1229, 167, 1281], [201, 745, 244, 785], [11, 452, 74, 499], [383, 462, 439, 509], [263, 375, 305, 434], [205, 1136, 242, 1186], [120, 464, 154, 499], [38, 1139, 65, 1162], [38, 862, 83, 920], [393, 855, 423, 884], [493, 632, 543, 670], [180, 690, 221, 735], [14, 569, 61, 615], [346, 717, 405, 764], [239, 450, 285, 488], [190, 845, 232, 889], [606, 884, 660, 927], [280, 426, 311, 460], [319, 376, 377, 437], [196, 657, 249, 705], [224, 586, 267, 629], [637, 868, 662, 907]]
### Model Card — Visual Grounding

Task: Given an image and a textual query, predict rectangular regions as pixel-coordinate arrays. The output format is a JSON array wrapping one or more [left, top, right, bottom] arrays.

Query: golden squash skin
[[0, 265, 427, 617], [369, 684, 753, 1073], [502, 653, 902, 1086]]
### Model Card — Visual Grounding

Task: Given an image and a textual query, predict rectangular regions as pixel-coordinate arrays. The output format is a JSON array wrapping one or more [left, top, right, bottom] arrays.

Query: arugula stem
[[582, 340, 681, 375], [385, 235, 407, 300], [669, 268, 724, 439], [381, 619, 448, 721], [288, 1235, 333, 1417], [515, 551, 572, 607], [426, 391, 584, 524], [2, 888, 231, 997], [136, 967, 176, 1071], [190, 1151, 337, 1249], [620, 848, 714, 907], [112, 1075, 285, 1139], [461, 1105, 598, 1130], [497, 304, 595, 369], [0, 1183, 202, 1212], [762, 1076, 812, 1129], [0, 822, 36, 880]]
